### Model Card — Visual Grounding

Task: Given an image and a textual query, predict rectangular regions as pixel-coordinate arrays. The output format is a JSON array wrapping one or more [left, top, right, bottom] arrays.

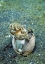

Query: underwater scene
[[0, 0, 45, 64]]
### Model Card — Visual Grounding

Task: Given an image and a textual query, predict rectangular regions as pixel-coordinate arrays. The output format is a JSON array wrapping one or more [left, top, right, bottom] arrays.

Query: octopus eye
[[21, 31, 25, 34], [28, 29, 33, 34]]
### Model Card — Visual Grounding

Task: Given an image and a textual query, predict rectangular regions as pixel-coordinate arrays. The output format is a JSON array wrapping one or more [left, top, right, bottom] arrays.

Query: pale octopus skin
[[10, 22, 35, 56]]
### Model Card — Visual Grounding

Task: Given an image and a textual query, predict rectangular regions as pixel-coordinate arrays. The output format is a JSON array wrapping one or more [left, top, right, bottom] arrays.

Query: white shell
[[12, 35, 25, 52]]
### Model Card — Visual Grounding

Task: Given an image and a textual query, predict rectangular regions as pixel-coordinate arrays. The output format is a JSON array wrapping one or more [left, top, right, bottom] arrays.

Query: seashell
[[12, 34, 35, 56], [12, 35, 25, 54], [22, 34, 35, 56]]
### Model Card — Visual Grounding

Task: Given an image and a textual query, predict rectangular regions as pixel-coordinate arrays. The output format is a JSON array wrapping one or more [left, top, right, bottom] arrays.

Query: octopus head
[[10, 22, 28, 39]]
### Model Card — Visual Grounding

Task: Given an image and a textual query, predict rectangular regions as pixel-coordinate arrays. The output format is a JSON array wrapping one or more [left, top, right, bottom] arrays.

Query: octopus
[[10, 22, 35, 56], [10, 22, 29, 39]]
